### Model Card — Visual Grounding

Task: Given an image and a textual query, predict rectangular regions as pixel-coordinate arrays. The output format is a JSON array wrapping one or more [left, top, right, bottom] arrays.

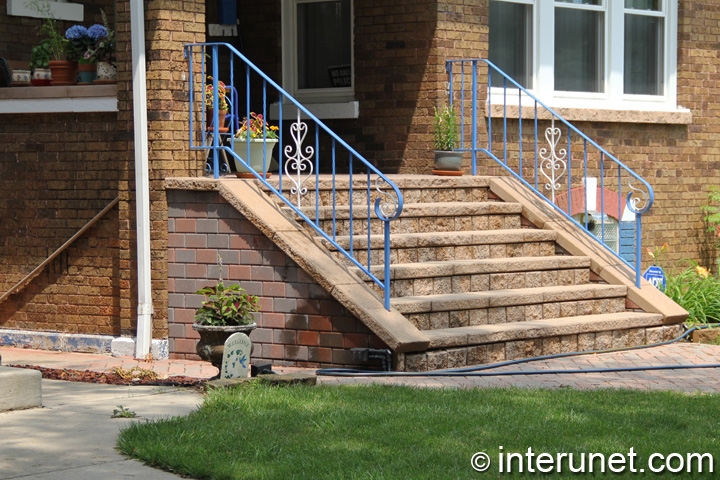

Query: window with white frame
[[281, 0, 355, 111], [488, 0, 677, 111]]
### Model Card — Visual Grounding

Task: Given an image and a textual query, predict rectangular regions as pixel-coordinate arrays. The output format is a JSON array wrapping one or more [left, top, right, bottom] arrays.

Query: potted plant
[[92, 10, 116, 82], [30, 40, 52, 86], [35, 16, 76, 85], [233, 112, 279, 178], [205, 77, 229, 133], [66, 23, 107, 83], [432, 105, 463, 174], [192, 259, 260, 370]]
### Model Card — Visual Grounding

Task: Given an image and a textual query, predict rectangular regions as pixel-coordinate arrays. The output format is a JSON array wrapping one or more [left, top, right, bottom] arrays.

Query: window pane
[[556, 0, 601, 5], [297, 0, 351, 90], [625, 0, 660, 11], [624, 14, 663, 95], [489, 1, 533, 88], [554, 7, 604, 93]]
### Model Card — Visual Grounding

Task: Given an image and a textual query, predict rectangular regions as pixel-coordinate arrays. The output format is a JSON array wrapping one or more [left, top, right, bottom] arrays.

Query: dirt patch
[[12, 365, 207, 390]]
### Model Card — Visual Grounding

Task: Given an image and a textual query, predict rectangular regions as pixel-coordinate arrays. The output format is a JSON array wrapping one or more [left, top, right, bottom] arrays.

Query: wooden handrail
[[0, 196, 120, 305]]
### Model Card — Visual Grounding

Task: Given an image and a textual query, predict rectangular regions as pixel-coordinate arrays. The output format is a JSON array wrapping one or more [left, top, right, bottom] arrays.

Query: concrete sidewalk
[[0, 379, 204, 480]]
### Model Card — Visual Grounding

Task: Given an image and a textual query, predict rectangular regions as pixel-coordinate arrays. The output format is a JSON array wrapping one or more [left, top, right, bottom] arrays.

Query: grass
[[118, 383, 720, 479]]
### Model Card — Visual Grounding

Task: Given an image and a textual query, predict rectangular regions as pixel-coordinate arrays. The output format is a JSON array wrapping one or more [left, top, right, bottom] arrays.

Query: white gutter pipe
[[130, 0, 153, 358]]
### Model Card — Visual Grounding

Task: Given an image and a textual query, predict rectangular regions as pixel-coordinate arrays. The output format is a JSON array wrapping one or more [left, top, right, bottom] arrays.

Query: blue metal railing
[[446, 59, 654, 287], [184, 42, 403, 310]]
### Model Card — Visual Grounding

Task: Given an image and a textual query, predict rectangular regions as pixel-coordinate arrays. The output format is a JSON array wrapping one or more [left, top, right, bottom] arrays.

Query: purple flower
[[65, 25, 88, 40], [87, 24, 108, 40]]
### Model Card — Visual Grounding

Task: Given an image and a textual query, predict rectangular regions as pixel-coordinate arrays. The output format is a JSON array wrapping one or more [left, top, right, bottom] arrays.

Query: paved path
[[2, 342, 720, 392]]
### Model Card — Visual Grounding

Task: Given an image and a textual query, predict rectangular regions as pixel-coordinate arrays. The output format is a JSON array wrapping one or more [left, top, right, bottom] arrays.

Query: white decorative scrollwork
[[284, 112, 314, 207], [538, 119, 567, 203], [374, 177, 402, 221], [626, 178, 652, 214]]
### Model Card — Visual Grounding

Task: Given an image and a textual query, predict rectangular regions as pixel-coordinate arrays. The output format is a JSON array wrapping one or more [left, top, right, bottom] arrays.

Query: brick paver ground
[[2, 342, 720, 393]]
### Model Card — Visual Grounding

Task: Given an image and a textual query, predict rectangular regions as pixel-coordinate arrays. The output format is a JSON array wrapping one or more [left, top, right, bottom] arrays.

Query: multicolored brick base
[[167, 189, 388, 369]]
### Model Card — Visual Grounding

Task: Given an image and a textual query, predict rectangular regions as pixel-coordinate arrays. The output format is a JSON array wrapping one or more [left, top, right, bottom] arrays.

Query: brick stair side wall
[[167, 189, 387, 369]]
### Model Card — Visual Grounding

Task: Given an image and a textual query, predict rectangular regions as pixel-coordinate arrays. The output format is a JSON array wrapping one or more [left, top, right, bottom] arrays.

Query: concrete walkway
[[2, 342, 720, 479]]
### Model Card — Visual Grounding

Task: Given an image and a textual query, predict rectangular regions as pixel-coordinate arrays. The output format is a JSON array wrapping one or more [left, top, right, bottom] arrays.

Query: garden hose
[[316, 325, 720, 377]]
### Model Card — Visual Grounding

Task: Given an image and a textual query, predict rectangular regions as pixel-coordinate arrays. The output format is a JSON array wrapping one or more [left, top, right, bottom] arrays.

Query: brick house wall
[[1, 0, 718, 356], [166, 189, 386, 368]]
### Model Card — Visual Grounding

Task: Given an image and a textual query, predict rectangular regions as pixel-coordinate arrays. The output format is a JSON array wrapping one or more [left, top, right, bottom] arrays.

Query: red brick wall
[[166, 189, 387, 369]]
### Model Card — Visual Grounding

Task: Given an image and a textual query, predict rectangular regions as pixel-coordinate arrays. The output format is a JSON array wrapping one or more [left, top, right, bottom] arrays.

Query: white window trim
[[490, 0, 679, 114], [7, 0, 84, 22], [279, 0, 358, 119]]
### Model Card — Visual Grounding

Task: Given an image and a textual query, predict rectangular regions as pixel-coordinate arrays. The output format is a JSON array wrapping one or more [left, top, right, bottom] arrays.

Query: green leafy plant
[[30, 40, 52, 72], [194, 255, 260, 326], [36, 17, 69, 61], [194, 282, 260, 326], [433, 106, 459, 151], [663, 261, 720, 324], [112, 405, 137, 418], [700, 186, 720, 273]]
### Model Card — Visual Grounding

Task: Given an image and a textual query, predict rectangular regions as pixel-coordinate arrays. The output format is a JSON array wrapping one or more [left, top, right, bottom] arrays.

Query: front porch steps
[[168, 175, 687, 372]]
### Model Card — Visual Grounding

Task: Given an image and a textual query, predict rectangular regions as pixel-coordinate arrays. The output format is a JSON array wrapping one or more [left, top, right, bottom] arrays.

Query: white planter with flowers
[[232, 112, 280, 178]]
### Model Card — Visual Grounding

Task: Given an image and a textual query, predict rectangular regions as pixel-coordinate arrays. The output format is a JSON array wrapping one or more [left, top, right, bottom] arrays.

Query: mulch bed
[[11, 364, 208, 390]]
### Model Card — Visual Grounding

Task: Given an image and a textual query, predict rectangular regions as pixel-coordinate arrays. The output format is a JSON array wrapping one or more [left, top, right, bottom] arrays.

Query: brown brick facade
[[0, 0, 718, 354]]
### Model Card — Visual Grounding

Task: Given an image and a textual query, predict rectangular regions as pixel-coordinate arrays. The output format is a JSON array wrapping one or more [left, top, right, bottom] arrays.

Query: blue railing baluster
[[185, 42, 403, 310], [445, 58, 654, 287]]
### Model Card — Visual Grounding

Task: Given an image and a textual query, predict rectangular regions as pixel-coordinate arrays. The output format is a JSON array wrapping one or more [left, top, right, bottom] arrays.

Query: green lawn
[[118, 383, 720, 479]]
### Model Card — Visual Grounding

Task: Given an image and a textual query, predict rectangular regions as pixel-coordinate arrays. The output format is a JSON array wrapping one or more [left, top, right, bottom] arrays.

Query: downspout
[[130, 0, 153, 358]]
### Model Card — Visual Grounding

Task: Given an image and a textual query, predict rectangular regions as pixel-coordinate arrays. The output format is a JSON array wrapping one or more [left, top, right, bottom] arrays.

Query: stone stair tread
[[322, 229, 557, 249], [391, 284, 628, 313], [262, 174, 494, 191], [420, 312, 664, 348], [355, 256, 592, 279], [284, 201, 523, 219]]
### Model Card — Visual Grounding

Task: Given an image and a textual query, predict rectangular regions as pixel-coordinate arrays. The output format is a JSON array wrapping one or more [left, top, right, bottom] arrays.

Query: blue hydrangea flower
[[65, 25, 88, 40], [87, 24, 108, 40]]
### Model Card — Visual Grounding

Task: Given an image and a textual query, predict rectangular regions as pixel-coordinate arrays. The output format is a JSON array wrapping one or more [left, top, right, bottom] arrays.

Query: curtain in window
[[489, 0, 533, 88], [297, 0, 351, 90], [624, 0, 663, 95], [554, 5, 604, 93]]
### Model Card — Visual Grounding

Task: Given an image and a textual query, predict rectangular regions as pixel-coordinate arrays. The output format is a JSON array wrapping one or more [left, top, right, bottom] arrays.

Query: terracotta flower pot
[[49, 60, 77, 86]]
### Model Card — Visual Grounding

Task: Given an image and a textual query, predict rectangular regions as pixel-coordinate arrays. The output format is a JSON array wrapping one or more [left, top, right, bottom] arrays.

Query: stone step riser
[[267, 186, 492, 208], [297, 213, 522, 237], [363, 268, 591, 297], [330, 241, 557, 266], [402, 297, 627, 330], [397, 324, 683, 371]]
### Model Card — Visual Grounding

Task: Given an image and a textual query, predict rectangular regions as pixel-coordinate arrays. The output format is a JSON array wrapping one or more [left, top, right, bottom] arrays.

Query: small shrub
[[663, 262, 720, 324]]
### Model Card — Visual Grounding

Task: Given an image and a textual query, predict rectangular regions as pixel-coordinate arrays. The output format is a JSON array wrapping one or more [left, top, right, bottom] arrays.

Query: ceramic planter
[[433, 151, 464, 175], [192, 323, 257, 370], [233, 139, 278, 178]]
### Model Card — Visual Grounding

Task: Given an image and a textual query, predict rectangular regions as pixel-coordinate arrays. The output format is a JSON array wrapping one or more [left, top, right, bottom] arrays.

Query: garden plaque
[[220, 332, 252, 379]]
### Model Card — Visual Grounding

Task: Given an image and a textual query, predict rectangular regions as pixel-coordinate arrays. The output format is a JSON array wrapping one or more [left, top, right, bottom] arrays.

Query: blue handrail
[[184, 42, 403, 310], [446, 59, 654, 287]]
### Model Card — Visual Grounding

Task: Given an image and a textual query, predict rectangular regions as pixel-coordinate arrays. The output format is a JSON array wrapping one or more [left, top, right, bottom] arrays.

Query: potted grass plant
[[432, 105, 463, 175]]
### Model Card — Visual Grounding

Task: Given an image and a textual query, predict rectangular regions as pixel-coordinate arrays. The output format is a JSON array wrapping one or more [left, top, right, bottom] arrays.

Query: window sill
[[0, 85, 118, 113], [488, 104, 693, 125], [270, 101, 359, 120]]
